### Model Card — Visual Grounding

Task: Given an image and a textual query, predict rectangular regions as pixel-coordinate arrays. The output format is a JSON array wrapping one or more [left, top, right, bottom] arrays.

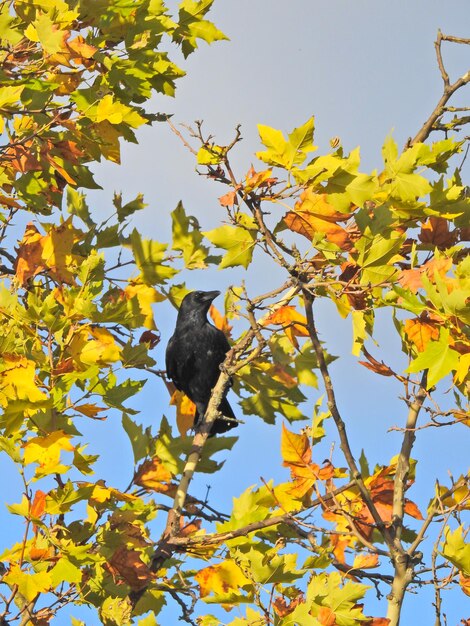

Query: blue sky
[[2, 1, 469, 624]]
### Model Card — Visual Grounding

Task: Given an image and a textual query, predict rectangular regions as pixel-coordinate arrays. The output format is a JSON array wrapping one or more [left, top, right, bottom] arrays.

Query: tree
[[0, 1, 468, 625]]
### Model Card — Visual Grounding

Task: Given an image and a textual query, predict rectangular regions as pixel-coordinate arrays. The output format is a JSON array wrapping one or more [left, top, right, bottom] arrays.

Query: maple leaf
[[195, 560, 251, 599], [15, 223, 47, 285], [170, 389, 196, 436], [404, 317, 439, 352], [284, 189, 354, 250], [109, 547, 152, 591], [419, 216, 457, 248], [358, 347, 395, 377], [263, 305, 309, 348], [218, 190, 237, 207], [134, 457, 173, 491], [209, 304, 232, 336], [352, 553, 380, 570]]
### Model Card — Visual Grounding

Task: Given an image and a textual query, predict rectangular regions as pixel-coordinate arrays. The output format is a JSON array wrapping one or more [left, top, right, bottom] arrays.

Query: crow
[[165, 290, 237, 436]]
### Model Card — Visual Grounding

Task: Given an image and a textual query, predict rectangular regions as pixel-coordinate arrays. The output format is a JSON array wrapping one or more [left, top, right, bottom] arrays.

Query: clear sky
[[3, 1, 469, 623]]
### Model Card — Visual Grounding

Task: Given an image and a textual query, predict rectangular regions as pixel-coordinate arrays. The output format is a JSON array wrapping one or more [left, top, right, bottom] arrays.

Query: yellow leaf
[[125, 282, 163, 329], [3, 564, 52, 601], [352, 553, 379, 569], [0, 355, 48, 408], [195, 560, 251, 598], [281, 423, 311, 468], [79, 327, 122, 365], [96, 95, 146, 128], [170, 389, 196, 436], [455, 352, 470, 385], [24, 431, 74, 478]]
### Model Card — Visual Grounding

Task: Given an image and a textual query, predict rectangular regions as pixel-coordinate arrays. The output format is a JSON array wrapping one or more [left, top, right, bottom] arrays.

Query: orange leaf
[[30, 490, 47, 520], [353, 553, 379, 569], [170, 389, 196, 436], [404, 499, 424, 520], [134, 457, 173, 491], [404, 318, 439, 352], [15, 223, 46, 286], [218, 191, 237, 207], [318, 606, 336, 626], [285, 190, 354, 250], [109, 546, 152, 591], [74, 403, 107, 419], [358, 348, 395, 377], [398, 268, 423, 293], [368, 620, 390, 626], [209, 304, 232, 336], [460, 572, 470, 597], [263, 305, 309, 348], [273, 595, 304, 618], [180, 518, 202, 537], [281, 423, 311, 469]]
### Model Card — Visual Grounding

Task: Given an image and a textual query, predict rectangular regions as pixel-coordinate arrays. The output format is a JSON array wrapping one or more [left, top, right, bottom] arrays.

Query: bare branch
[[410, 31, 470, 145]]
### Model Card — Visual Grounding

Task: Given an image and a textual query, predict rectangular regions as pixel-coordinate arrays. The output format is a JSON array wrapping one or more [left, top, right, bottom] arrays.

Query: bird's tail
[[195, 397, 238, 436]]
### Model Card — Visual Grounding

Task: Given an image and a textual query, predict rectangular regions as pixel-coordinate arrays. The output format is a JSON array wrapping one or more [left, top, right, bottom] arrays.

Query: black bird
[[165, 290, 237, 436]]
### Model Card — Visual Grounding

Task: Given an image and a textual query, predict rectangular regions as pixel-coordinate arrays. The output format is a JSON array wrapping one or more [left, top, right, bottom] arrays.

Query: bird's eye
[[194, 291, 202, 298]]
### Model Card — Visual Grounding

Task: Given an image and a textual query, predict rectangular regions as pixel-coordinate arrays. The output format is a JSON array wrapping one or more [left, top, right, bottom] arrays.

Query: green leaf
[[382, 136, 432, 201], [171, 201, 209, 268], [203, 224, 257, 269], [67, 187, 93, 226], [99, 596, 133, 626], [307, 572, 370, 626], [115, 192, 147, 223], [406, 328, 459, 388], [50, 558, 83, 586], [176, 0, 228, 58], [440, 526, 470, 575], [256, 117, 316, 169], [127, 229, 178, 284], [122, 413, 153, 464]]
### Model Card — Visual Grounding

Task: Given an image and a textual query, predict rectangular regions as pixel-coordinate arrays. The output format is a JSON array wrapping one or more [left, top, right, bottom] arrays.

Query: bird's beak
[[202, 290, 220, 303]]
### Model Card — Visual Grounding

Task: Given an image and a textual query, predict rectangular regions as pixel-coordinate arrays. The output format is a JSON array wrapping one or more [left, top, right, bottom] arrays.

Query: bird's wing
[[165, 335, 182, 390]]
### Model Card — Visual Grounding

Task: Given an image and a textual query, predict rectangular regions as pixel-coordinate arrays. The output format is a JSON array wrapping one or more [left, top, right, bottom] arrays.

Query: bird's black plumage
[[165, 290, 237, 436]]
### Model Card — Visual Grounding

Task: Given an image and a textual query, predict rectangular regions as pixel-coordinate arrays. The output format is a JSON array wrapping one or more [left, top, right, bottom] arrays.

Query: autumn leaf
[[15, 223, 46, 285], [24, 431, 75, 478], [404, 318, 439, 352], [419, 217, 456, 248], [284, 189, 353, 250], [352, 554, 379, 570], [209, 304, 232, 336], [30, 490, 47, 521], [109, 547, 152, 591], [263, 305, 309, 348], [195, 560, 251, 599], [74, 403, 107, 419], [218, 190, 237, 207], [358, 347, 395, 377], [0, 355, 48, 409], [134, 457, 173, 492], [281, 423, 311, 468], [170, 389, 196, 436]]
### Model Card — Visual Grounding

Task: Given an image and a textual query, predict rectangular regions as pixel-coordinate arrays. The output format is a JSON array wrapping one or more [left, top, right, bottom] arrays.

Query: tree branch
[[302, 288, 393, 546], [409, 31, 470, 145]]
